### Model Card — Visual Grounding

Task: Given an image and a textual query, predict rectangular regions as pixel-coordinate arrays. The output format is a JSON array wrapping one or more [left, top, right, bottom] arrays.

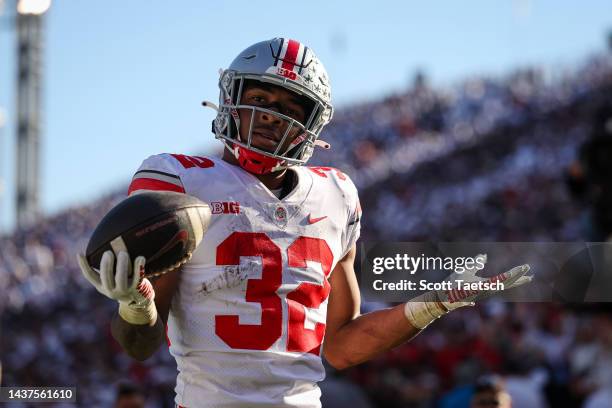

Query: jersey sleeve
[[127, 153, 186, 196], [340, 174, 362, 259]]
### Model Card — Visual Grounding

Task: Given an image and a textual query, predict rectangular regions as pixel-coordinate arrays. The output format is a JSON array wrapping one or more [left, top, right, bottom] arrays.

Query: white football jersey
[[128, 154, 361, 408]]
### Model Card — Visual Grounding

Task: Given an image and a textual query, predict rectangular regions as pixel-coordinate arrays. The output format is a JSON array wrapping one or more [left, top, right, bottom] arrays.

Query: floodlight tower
[[14, 0, 50, 228], [0, 108, 5, 233]]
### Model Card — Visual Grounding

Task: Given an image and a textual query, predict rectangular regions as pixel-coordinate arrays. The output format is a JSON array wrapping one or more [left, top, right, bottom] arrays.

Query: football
[[86, 191, 211, 278]]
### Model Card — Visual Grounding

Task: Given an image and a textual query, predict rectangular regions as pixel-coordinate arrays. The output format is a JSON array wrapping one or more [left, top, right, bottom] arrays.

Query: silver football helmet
[[204, 38, 334, 174]]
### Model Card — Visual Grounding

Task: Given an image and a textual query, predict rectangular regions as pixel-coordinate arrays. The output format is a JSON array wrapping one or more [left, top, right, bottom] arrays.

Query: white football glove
[[78, 251, 157, 325], [404, 254, 532, 329]]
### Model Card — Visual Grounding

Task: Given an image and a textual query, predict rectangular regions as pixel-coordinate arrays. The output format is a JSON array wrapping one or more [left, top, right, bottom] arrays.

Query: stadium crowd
[[2, 51, 612, 407]]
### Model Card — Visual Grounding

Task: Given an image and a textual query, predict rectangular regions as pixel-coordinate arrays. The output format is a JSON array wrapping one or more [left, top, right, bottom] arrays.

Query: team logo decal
[[263, 203, 299, 228], [275, 206, 287, 223], [276, 67, 297, 80], [266, 38, 310, 84]]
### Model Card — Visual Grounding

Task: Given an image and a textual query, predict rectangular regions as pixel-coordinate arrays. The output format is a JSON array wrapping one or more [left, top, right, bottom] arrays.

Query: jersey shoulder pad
[[128, 153, 216, 195], [306, 165, 359, 216], [306, 166, 357, 196], [164, 153, 216, 171]]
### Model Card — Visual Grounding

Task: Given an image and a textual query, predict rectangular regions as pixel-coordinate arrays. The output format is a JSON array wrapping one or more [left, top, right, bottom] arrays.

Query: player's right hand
[[78, 251, 157, 325]]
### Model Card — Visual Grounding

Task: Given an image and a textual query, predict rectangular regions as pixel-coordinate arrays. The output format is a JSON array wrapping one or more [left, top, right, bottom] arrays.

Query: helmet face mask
[[211, 38, 333, 174]]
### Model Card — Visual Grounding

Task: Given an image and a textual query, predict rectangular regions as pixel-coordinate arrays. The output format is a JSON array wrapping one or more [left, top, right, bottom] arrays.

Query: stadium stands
[[2, 52, 612, 407]]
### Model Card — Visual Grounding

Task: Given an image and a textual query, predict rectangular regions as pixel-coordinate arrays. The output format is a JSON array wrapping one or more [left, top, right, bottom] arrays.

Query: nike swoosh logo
[[308, 215, 328, 224], [148, 229, 189, 263]]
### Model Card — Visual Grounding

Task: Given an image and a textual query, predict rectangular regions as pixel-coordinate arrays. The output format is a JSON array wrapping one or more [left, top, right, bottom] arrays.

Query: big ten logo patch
[[277, 67, 297, 80], [210, 201, 240, 215]]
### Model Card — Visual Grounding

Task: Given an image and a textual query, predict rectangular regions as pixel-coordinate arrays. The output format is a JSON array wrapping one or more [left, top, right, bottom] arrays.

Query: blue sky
[[0, 0, 610, 231]]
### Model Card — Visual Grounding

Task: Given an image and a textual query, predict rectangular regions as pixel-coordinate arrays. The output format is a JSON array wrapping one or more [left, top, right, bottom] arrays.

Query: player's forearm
[[110, 311, 165, 361], [323, 304, 421, 370]]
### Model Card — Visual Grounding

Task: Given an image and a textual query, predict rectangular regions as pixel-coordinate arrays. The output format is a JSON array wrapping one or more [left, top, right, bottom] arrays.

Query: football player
[[78, 38, 531, 408]]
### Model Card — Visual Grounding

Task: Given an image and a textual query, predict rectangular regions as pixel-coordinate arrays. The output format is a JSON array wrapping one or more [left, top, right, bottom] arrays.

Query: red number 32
[[215, 232, 333, 355]]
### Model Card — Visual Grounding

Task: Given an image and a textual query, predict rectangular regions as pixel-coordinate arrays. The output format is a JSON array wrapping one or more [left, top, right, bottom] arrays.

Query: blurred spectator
[[114, 382, 146, 408], [583, 386, 612, 408], [319, 376, 373, 408], [503, 352, 548, 408], [566, 99, 612, 240], [1, 50, 612, 407], [470, 376, 512, 408]]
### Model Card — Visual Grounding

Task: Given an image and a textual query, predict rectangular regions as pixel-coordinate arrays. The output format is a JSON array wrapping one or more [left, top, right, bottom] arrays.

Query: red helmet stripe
[[281, 39, 301, 72]]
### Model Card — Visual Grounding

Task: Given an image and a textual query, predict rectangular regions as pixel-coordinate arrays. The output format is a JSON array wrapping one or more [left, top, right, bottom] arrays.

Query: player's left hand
[[403, 254, 532, 329], [438, 254, 532, 310]]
